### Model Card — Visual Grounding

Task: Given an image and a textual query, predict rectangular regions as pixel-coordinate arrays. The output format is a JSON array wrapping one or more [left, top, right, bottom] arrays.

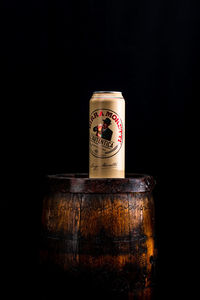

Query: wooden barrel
[[39, 174, 157, 300]]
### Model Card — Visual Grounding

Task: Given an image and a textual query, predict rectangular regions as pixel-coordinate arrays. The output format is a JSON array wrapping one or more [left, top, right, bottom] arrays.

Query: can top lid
[[45, 173, 155, 194], [92, 91, 123, 99], [94, 91, 121, 93]]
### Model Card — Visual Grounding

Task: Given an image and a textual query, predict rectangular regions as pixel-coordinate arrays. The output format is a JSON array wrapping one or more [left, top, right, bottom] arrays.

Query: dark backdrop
[[3, 0, 199, 299]]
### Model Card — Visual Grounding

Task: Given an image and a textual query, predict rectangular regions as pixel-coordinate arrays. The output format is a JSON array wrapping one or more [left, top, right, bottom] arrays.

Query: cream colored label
[[89, 108, 123, 159], [89, 92, 125, 178]]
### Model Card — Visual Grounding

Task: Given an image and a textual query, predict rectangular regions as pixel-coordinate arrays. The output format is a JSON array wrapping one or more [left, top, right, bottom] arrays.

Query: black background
[[2, 0, 199, 299]]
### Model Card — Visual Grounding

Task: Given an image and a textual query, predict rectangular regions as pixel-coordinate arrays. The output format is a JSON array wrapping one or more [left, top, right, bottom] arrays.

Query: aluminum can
[[89, 91, 125, 178]]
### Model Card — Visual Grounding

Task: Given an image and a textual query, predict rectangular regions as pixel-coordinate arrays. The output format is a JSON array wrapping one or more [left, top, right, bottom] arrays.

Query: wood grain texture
[[40, 174, 157, 299]]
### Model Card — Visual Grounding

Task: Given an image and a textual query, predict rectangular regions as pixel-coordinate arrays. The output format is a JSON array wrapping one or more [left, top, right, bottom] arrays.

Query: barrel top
[[46, 173, 155, 194]]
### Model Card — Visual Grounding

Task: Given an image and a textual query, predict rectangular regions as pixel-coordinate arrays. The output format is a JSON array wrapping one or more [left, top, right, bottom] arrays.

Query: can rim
[[94, 91, 122, 94]]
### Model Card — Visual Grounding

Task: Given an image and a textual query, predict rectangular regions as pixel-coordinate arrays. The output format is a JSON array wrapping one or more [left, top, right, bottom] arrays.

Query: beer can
[[89, 91, 125, 178]]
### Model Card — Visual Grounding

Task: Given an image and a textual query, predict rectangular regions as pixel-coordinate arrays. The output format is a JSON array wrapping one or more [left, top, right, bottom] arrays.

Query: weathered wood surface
[[40, 174, 157, 300]]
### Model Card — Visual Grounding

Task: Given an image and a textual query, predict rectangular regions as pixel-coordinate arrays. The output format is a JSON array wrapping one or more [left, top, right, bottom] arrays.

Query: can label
[[89, 108, 124, 159]]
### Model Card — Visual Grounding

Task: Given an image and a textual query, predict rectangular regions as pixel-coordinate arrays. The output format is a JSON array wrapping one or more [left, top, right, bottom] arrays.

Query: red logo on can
[[89, 109, 123, 158]]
